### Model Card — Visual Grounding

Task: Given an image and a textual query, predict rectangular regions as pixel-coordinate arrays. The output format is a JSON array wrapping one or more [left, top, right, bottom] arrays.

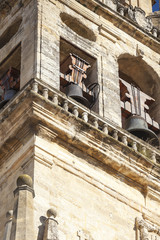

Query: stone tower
[[0, 0, 160, 239]]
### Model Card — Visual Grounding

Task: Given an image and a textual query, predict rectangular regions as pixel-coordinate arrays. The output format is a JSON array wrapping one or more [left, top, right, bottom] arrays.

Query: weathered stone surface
[[10, 175, 35, 240], [150, 11, 160, 31], [43, 209, 59, 240], [0, 0, 160, 240], [3, 210, 13, 240]]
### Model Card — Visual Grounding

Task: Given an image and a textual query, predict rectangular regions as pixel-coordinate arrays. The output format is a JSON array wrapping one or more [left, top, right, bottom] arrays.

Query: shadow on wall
[[37, 216, 46, 240]]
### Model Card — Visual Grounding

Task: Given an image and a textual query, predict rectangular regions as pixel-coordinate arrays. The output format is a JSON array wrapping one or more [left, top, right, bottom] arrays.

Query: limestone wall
[[0, 0, 160, 126], [0, 138, 34, 239], [33, 136, 144, 240], [0, 0, 37, 88], [138, 0, 152, 15], [150, 11, 160, 30], [0, 0, 160, 239], [0, 77, 160, 240], [37, 0, 160, 126]]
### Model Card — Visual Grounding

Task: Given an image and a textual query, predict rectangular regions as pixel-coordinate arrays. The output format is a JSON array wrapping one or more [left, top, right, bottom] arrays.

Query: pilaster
[[10, 174, 35, 240]]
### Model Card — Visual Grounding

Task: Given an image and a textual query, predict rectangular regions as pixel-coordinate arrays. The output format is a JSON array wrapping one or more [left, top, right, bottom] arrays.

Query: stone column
[[10, 174, 35, 240], [3, 210, 13, 240], [43, 208, 59, 240]]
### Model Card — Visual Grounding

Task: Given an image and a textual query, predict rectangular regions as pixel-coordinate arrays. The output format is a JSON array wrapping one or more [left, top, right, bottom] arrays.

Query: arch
[[118, 53, 160, 135], [118, 53, 160, 98]]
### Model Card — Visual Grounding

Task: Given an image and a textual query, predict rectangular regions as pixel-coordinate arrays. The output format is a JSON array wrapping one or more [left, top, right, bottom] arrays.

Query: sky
[[152, 0, 159, 11]]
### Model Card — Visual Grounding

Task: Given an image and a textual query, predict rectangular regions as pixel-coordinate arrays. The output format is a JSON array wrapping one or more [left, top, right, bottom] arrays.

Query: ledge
[[57, 0, 160, 54], [0, 79, 160, 189]]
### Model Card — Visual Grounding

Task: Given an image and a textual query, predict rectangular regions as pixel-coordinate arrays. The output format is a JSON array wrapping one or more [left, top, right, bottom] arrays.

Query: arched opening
[[118, 54, 160, 146], [60, 38, 99, 112], [0, 44, 21, 108]]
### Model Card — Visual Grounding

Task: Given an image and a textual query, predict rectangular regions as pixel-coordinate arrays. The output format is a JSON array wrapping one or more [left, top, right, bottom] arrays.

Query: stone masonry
[[0, 0, 160, 240]]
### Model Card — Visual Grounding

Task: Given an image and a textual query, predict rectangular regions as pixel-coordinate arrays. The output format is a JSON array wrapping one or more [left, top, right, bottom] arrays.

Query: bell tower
[[0, 0, 160, 240]]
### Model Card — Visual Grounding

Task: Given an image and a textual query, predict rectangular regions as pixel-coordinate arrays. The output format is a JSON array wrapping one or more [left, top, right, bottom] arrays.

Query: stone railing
[[0, 78, 160, 164]]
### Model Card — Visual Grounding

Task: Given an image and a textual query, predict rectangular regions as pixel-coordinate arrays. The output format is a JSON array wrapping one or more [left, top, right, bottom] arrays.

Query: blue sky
[[152, 0, 159, 11]]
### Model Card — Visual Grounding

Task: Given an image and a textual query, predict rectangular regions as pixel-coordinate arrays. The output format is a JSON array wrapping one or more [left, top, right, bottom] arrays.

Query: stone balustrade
[[0, 78, 160, 164]]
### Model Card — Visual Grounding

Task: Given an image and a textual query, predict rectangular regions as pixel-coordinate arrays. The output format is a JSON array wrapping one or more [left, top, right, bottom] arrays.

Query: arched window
[[118, 54, 160, 146]]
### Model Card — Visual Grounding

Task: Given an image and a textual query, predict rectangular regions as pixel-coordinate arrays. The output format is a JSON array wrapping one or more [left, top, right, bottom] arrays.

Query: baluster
[[93, 118, 98, 128], [152, 28, 158, 38], [151, 152, 156, 163], [15, 98, 19, 104], [82, 112, 88, 122], [7, 107, 11, 114], [32, 82, 38, 93], [43, 88, 48, 99], [122, 135, 128, 145], [102, 124, 108, 134], [113, 130, 118, 140], [72, 106, 79, 117], [63, 100, 68, 111], [52, 93, 58, 105], [132, 141, 137, 151], [118, 6, 125, 16], [141, 146, 146, 155]]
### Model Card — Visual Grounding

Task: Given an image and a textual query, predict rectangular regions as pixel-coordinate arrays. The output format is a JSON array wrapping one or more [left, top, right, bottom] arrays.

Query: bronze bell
[[65, 82, 90, 108], [125, 115, 159, 147]]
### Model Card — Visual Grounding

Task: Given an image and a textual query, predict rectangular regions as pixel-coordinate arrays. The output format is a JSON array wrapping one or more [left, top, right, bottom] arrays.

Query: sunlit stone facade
[[0, 0, 160, 239]]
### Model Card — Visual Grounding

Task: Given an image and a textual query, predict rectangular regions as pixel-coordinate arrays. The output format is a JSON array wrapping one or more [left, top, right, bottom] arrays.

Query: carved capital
[[136, 217, 160, 240]]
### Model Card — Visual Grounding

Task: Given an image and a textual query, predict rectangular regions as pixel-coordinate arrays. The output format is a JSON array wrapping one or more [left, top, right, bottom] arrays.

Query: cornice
[[57, 0, 160, 53], [0, 0, 31, 21], [0, 79, 160, 191]]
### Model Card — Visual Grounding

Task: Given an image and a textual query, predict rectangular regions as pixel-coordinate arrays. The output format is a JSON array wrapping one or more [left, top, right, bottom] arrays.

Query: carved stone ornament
[[102, 0, 118, 11], [77, 230, 93, 240], [134, 7, 153, 32], [125, 5, 137, 22], [136, 217, 160, 240], [112, 0, 118, 4], [123, 5, 154, 32]]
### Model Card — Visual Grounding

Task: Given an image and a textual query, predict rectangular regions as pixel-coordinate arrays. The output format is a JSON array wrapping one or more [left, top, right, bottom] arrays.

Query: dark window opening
[[0, 44, 21, 108], [0, 18, 22, 49], [60, 38, 99, 112]]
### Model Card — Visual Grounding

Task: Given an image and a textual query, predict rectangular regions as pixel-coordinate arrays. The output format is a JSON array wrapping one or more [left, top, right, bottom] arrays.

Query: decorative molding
[[136, 217, 160, 240], [58, 0, 160, 55], [34, 155, 53, 168], [36, 124, 58, 142], [146, 186, 160, 202], [14, 185, 35, 198], [99, 24, 122, 43]]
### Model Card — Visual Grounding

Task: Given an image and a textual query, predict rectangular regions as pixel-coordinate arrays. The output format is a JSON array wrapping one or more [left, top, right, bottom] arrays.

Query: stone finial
[[6, 210, 13, 220], [43, 208, 59, 240], [3, 210, 13, 240], [47, 208, 57, 218], [16, 174, 33, 188]]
